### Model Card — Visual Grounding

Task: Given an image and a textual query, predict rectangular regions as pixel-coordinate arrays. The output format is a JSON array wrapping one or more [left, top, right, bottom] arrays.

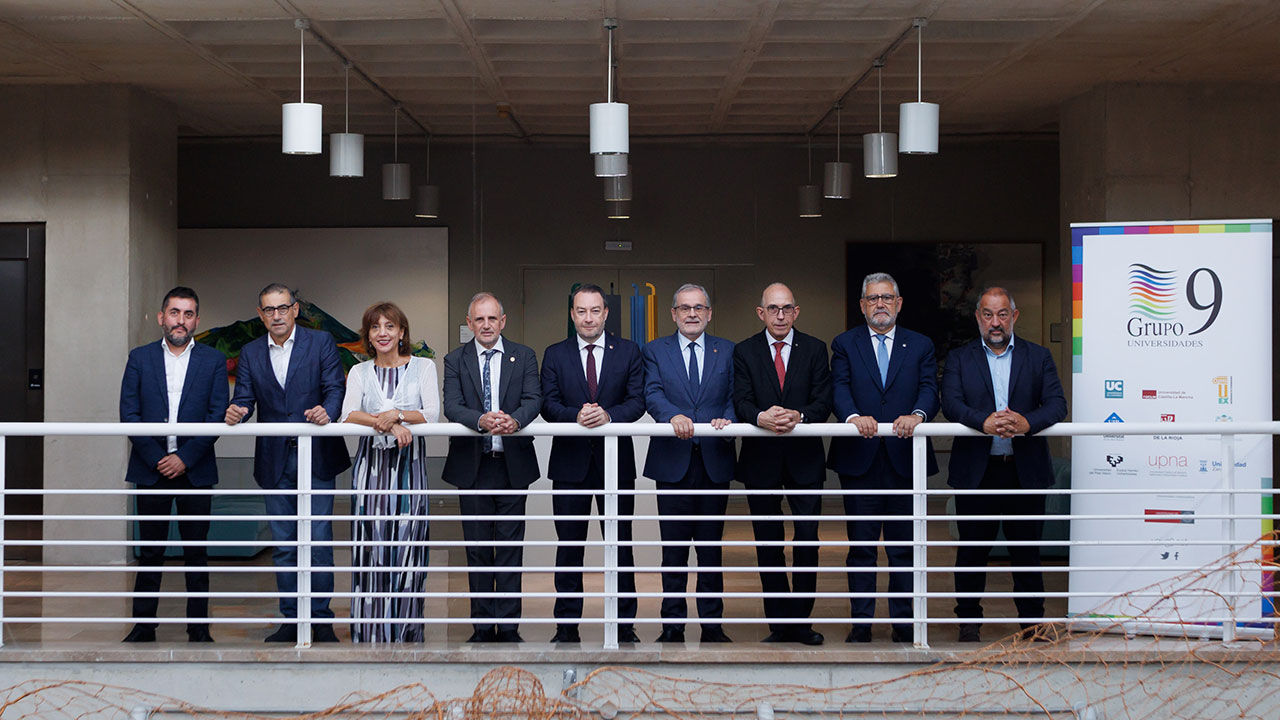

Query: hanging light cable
[[382, 104, 411, 200], [590, 18, 629, 177], [798, 134, 821, 217], [864, 59, 898, 178], [899, 17, 939, 155], [282, 19, 321, 155], [823, 104, 853, 199], [330, 61, 364, 177]]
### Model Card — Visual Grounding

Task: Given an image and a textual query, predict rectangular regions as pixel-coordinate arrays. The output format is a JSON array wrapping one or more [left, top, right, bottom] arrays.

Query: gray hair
[[976, 286, 1017, 311], [672, 283, 711, 308], [468, 291, 505, 316], [258, 282, 294, 305], [860, 272, 899, 297]]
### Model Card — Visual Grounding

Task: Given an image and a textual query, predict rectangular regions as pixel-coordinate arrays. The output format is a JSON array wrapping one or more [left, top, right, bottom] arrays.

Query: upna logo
[[1126, 264, 1222, 337]]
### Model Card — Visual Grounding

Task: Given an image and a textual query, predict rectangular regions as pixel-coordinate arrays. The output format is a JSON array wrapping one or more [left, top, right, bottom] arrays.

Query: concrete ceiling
[[1, 0, 1278, 142]]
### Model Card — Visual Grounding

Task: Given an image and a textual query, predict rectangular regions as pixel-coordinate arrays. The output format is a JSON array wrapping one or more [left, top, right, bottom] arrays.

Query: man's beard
[[165, 327, 192, 347]]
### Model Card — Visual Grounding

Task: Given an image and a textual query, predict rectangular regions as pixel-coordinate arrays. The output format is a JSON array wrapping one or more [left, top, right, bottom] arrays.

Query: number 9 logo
[[1186, 267, 1221, 336]]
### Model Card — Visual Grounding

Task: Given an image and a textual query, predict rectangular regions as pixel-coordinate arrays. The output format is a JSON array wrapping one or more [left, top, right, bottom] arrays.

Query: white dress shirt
[[268, 325, 296, 388], [162, 338, 195, 454], [476, 338, 506, 451], [578, 334, 605, 379], [678, 332, 705, 384], [765, 327, 795, 370]]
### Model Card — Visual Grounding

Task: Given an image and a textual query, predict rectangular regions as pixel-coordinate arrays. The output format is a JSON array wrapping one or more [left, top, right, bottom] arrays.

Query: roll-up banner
[[1068, 220, 1273, 636]]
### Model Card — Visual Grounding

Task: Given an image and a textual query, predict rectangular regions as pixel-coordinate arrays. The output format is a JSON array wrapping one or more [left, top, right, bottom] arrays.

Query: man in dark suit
[[827, 272, 939, 644], [120, 286, 228, 643], [442, 291, 542, 643], [733, 282, 831, 646], [226, 282, 350, 643], [540, 284, 645, 644], [642, 283, 737, 644], [942, 286, 1067, 642]]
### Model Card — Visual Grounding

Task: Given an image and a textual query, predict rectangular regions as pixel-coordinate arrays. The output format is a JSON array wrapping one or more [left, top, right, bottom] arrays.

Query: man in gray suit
[[442, 292, 543, 643]]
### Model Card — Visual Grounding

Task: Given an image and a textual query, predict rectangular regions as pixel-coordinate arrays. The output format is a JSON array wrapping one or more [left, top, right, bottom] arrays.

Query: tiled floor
[[1, 497, 1066, 647]]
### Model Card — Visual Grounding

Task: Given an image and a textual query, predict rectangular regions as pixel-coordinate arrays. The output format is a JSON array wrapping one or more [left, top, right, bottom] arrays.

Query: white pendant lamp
[[864, 60, 898, 178], [899, 18, 939, 155], [330, 62, 363, 177], [604, 164, 632, 201], [590, 19, 628, 177], [282, 19, 321, 155], [823, 105, 853, 199], [382, 105, 410, 200], [798, 134, 821, 217], [414, 134, 440, 218]]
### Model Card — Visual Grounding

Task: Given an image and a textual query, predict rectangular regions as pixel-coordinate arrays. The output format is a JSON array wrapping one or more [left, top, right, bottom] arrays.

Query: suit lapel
[[885, 332, 907, 390], [151, 343, 170, 416], [462, 341, 483, 405], [1007, 338, 1026, 401], [176, 346, 203, 417], [572, 337, 592, 400], [974, 341, 996, 401], [498, 340, 517, 407], [853, 329, 884, 392], [282, 328, 308, 393], [763, 332, 784, 400], [695, 336, 721, 404], [667, 335, 692, 404]]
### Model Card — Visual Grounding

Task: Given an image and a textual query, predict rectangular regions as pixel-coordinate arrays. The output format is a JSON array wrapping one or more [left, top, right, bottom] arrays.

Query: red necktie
[[773, 341, 786, 392], [586, 344, 598, 401]]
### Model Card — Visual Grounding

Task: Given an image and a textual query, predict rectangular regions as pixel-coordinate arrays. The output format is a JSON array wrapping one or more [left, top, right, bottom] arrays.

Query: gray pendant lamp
[[590, 19, 628, 177], [329, 62, 363, 177], [899, 18, 939, 155], [823, 105, 853, 199], [863, 60, 898, 178], [382, 105, 410, 200], [607, 200, 630, 219], [798, 134, 821, 217], [414, 134, 440, 218], [604, 164, 632, 201], [282, 19, 321, 155]]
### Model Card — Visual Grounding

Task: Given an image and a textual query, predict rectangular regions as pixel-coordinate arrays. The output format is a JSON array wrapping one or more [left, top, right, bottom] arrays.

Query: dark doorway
[[0, 224, 45, 561]]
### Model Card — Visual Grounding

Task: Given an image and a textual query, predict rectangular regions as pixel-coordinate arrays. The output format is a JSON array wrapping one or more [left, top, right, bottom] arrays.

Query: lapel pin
[[509, 356, 516, 362], [608, 344, 614, 350]]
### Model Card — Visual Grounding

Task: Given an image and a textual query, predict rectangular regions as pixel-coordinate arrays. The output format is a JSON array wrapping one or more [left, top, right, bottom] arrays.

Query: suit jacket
[[120, 340, 229, 487], [942, 336, 1067, 489], [540, 333, 645, 485], [733, 329, 833, 487], [229, 326, 351, 488], [826, 325, 940, 479], [641, 332, 737, 485], [441, 338, 543, 489]]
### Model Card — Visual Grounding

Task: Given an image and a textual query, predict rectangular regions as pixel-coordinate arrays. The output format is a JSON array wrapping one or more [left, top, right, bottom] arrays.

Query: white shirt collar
[[868, 325, 896, 343], [765, 328, 794, 347], [679, 332, 705, 351], [577, 333, 605, 352], [269, 325, 297, 349], [161, 338, 195, 358], [476, 337, 505, 357]]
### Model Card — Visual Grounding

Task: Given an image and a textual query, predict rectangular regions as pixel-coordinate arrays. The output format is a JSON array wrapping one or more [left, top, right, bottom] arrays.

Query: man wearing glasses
[[642, 283, 736, 644], [827, 272, 939, 643], [226, 282, 350, 643], [733, 282, 832, 645]]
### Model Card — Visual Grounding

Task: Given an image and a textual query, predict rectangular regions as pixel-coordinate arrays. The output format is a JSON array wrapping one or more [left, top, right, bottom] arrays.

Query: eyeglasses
[[674, 304, 709, 314], [260, 302, 296, 317], [862, 294, 897, 304], [763, 304, 796, 317]]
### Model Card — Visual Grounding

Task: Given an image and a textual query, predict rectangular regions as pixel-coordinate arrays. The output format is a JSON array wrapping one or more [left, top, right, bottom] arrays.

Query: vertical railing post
[[603, 434, 620, 650], [0, 435, 6, 648], [911, 433, 929, 648], [1221, 433, 1238, 645], [297, 435, 313, 648]]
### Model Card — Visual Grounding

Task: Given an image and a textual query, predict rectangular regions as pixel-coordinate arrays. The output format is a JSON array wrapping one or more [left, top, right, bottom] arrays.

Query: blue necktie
[[687, 341, 700, 395], [481, 349, 497, 451], [875, 333, 889, 387]]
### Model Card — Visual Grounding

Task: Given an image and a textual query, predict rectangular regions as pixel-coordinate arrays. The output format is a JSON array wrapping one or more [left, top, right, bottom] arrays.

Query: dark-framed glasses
[[863, 294, 897, 304], [674, 304, 709, 314], [260, 302, 296, 317], [764, 304, 796, 317]]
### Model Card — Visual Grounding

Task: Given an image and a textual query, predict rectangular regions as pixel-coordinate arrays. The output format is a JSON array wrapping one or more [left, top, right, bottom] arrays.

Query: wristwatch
[[397, 411, 405, 423]]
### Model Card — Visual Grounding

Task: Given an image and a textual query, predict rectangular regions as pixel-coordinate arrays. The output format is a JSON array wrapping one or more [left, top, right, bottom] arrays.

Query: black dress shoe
[[792, 629, 824, 646], [123, 624, 156, 643], [550, 626, 581, 643], [494, 629, 524, 643], [265, 625, 297, 643], [890, 627, 913, 643], [186, 625, 214, 643], [957, 623, 981, 643], [618, 626, 641, 644], [656, 627, 685, 643], [467, 628, 496, 643], [761, 631, 790, 643], [845, 626, 872, 643], [312, 625, 340, 643], [699, 627, 732, 643]]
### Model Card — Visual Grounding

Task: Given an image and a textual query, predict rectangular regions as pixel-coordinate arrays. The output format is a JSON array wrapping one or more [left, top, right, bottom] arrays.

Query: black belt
[[989, 454, 1015, 463], [482, 450, 504, 458]]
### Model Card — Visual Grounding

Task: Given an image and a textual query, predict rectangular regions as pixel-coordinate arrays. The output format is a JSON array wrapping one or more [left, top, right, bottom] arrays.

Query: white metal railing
[[0, 421, 1276, 650]]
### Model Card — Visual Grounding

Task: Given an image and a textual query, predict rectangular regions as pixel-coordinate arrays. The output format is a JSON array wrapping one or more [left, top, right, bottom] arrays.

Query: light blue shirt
[[983, 335, 1014, 455]]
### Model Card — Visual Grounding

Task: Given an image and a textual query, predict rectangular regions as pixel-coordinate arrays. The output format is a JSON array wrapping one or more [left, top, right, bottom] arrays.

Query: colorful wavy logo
[[1128, 263, 1177, 320]]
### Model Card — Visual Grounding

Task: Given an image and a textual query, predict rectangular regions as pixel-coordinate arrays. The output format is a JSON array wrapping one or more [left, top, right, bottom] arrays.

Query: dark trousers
[[746, 470, 822, 634], [552, 461, 637, 625], [265, 448, 335, 620], [842, 445, 913, 634], [458, 454, 526, 633], [954, 456, 1046, 621], [655, 449, 728, 629], [132, 474, 211, 630]]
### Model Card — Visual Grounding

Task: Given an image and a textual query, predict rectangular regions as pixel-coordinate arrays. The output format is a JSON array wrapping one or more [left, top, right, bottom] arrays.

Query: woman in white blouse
[[340, 302, 439, 642]]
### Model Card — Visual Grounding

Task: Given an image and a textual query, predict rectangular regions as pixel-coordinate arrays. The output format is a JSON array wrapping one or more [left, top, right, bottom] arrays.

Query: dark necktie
[[687, 340, 700, 395], [481, 349, 497, 451], [773, 340, 786, 392], [585, 344, 598, 401]]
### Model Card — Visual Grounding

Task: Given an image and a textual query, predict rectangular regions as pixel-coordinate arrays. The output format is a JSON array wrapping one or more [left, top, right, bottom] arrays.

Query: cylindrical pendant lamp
[[607, 200, 630, 219], [823, 162, 853, 199], [414, 185, 440, 218], [899, 102, 939, 154], [590, 102, 629, 177], [863, 132, 898, 178], [330, 132, 363, 177], [282, 21, 321, 155], [604, 165, 632, 201], [798, 184, 822, 218], [383, 163, 410, 200]]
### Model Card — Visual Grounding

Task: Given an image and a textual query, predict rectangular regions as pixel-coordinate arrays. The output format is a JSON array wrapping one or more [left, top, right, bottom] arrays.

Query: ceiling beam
[[709, 0, 782, 132], [436, 0, 528, 141]]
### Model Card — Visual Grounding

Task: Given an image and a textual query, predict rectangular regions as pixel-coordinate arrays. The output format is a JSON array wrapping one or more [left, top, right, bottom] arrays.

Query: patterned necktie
[[773, 340, 786, 392], [687, 340, 700, 395], [875, 333, 889, 387], [585, 344, 598, 401], [481, 349, 497, 451]]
